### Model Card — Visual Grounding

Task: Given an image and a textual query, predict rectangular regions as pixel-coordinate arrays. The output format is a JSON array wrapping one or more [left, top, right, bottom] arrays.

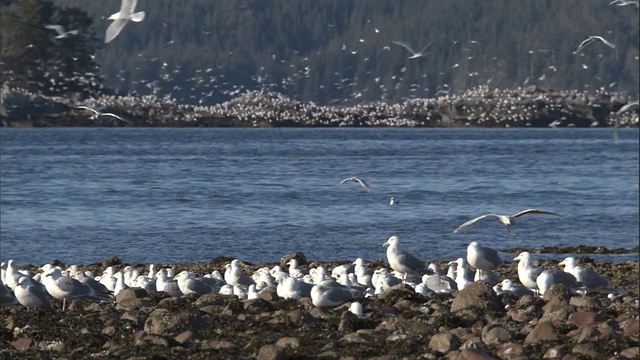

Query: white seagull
[[573, 36, 616, 54], [105, 0, 146, 43], [74, 106, 131, 124], [454, 209, 559, 233], [340, 176, 370, 191], [392, 36, 444, 60], [609, 0, 639, 8], [45, 25, 79, 39]]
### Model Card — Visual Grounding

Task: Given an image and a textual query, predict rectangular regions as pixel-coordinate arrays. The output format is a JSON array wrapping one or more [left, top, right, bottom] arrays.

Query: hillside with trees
[[2, 0, 638, 106]]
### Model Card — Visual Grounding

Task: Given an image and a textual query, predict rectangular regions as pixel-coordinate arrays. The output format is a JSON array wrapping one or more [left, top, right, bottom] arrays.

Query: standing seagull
[[454, 209, 559, 233], [340, 177, 370, 191], [466, 241, 505, 281], [573, 36, 616, 54], [105, 0, 146, 43], [392, 35, 444, 60], [14, 277, 53, 310], [383, 235, 433, 283], [45, 25, 79, 39]]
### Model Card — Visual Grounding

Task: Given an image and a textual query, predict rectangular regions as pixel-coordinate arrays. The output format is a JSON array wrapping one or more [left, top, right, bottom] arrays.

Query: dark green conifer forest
[[1, 0, 638, 105]]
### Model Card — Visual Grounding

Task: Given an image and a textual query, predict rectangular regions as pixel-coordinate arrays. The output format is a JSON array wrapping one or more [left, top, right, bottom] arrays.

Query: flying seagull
[[392, 35, 444, 59], [74, 106, 131, 124], [573, 36, 616, 54], [105, 0, 146, 43], [609, 0, 639, 8], [453, 209, 559, 233], [340, 177, 370, 191], [45, 25, 79, 39]]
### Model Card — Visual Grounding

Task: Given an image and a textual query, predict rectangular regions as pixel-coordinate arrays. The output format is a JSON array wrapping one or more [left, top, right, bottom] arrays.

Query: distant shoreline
[[2, 86, 638, 128]]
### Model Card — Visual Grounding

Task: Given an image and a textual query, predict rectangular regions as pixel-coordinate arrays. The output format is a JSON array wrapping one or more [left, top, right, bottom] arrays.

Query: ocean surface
[[1, 128, 638, 266]]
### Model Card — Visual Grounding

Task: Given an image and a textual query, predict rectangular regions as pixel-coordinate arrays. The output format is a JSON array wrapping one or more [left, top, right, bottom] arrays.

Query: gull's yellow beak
[[383, 241, 389, 247], [558, 260, 565, 267]]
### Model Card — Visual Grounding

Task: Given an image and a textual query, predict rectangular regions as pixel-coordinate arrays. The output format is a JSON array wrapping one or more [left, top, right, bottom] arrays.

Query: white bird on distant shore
[[74, 106, 130, 124], [573, 36, 616, 54], [392, 36, 444, 59], [105, 0, 146, 43], [340, 176, 370, 191], [454, 209, 559, 233], [45, 25, 79, 39]]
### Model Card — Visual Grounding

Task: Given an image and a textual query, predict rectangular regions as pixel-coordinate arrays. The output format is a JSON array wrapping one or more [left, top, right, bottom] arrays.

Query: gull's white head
[[558, 257, 577, 268], [383, 235, 399, 247]]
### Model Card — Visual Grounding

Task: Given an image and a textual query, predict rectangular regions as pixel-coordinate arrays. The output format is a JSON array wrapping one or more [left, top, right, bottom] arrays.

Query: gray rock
[[495, 342, 525, 360], [143, 309, 206, 336], [457, 348, 498, 360], [542, 345, 570, 359], [257, 343, 286, 360], [115, 288, 150, 311], [541, 303, 575, 322], [481, 324, 512, 345], [542, 284, 572, 305], [571, 343, 601, 358], [173, 330, 193, 344], [428, 332, 459, 353], [567, 311, 601, 328], [451, 283, 504, 313], [524, 321, 557, 344], [616, 347, 640, 360], [275, 336, 300, 349], [244, 298, 276, 313]]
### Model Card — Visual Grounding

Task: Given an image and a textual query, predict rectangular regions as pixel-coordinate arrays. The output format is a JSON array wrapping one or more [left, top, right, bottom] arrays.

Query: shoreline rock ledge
[[1, 85, 638, 128], [0, 256, 638, 359]]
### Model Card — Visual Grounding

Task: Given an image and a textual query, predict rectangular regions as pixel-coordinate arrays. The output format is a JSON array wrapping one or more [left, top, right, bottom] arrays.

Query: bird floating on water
[[573, 36, 616, 54], [340, 177, 370, 191], [105, 0, 146, 43], [453, 209, 559, 233]]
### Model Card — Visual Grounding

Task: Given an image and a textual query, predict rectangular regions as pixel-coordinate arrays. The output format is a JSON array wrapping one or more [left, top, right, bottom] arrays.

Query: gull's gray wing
[[418, 35, 444, 53], [120, 0, 138, 15], [185, 279, 212, 295], [105, 19, 128, 43], [57, 277, 93, 297], [392, 41, 417, 55], [574, 38, 593, 53], [453, 214, 498, 233], [323, 286, 353, 304], [396, 251, 427, 272], [45, 25, 65, 35], [511, 209, 559, 218], [594, 36, 616, 48], [477, 246, 504, 268], [425, 275, 457, 293]]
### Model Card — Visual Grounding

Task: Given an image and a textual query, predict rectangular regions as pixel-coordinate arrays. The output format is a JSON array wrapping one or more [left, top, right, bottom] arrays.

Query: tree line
[[2, 0, 638, 105]]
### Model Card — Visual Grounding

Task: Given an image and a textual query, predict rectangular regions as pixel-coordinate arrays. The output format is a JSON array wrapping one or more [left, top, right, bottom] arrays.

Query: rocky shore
[[1, 251, 638, 360], [1, 85, 638, 128]]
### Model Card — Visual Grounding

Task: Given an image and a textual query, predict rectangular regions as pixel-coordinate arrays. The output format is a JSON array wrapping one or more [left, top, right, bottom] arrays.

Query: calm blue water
[[1, 128, 638, 266]]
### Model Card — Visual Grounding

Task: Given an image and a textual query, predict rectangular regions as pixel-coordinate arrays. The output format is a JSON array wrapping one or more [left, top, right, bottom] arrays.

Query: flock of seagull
[[0, 234, 617, 312], [0, 177, 618, 312], [34, 0, 635, 110]]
